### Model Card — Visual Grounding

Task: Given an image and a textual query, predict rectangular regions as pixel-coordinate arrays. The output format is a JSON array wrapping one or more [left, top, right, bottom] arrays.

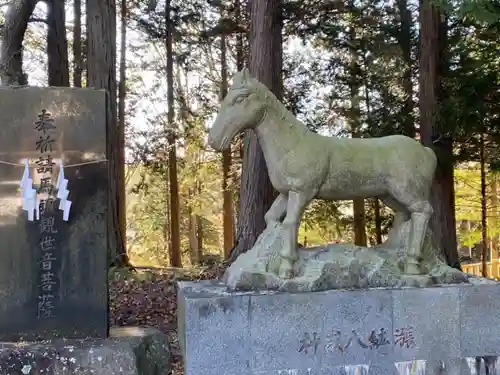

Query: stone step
[[0, 327, 171, 375]]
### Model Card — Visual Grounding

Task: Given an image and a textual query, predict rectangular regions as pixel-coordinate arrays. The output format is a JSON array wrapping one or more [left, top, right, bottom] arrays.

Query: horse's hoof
[[404, 261, 421, 275], [265, 251, 281, 274]]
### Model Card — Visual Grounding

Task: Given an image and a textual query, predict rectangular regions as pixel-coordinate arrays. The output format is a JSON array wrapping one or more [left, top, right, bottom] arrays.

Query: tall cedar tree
[[87, 0, 130, 267], [491, 175, 498, 258], [419, 0, 461, 269], [220, 33, 235, 258], [229, 0, 283, 262], [480, 131, 487, 275], [47, 0, 69, 86], [73, 0, 83, 87], [118, 0, 128, 248], [346, 7, 367, 246], [397, 0, 415, 138], [165, 0, 182, 267], [0, 0, 37, 85]]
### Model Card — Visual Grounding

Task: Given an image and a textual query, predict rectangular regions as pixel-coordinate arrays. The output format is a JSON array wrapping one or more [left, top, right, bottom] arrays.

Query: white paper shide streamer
[[20, 159, 37, 221], [19, 159, 72, 222], [56, 160, 72, 221]]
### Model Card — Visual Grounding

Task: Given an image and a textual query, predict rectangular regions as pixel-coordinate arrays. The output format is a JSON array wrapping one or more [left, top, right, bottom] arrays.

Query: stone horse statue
[[208, 68, 437, 279]]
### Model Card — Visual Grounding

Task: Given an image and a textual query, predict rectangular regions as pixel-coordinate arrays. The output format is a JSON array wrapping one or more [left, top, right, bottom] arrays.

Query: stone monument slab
[[178, 279, 500, 375], [0, 87, 108, 340]]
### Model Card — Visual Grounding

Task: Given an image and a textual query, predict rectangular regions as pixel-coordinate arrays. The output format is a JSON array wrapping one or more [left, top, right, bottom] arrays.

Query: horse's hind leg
[[380, 196, 410, 246], [384, 187, 433, 274], [389, 192, 433, 274], [380, 197, 410, 230], [279, 190, 311, 279], [405, 202, 433, 274]]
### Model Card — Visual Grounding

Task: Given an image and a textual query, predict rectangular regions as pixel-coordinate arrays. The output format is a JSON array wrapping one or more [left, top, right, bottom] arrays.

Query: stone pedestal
[[178, 279, 500, 375], [0, 327, 171, 375]]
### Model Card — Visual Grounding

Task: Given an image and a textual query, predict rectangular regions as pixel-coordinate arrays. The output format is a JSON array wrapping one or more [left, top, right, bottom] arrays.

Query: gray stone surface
[[460, 284, 500, 357], [223, 220, 470, 292], [0, 326, 171, 375], [393, 287, 460, 362], [177, 281, 250, 375], [178, 280, 500, 375], [0, 87, 108, 340]]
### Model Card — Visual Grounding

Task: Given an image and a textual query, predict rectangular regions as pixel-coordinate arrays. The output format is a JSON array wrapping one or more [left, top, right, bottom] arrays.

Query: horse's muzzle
[[207, 132, 224, 151]]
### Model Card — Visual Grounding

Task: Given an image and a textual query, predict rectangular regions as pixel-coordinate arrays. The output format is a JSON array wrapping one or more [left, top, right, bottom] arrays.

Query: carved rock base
[[223, 221, 473, 292]]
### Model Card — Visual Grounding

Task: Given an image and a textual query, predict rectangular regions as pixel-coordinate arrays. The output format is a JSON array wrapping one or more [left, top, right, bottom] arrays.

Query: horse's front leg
[[264, 193, 288, 227], [279, 190, 311, 279]]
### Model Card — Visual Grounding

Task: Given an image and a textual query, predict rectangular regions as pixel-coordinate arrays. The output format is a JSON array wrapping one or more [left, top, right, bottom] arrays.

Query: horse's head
[[208, 68, 267, 151]]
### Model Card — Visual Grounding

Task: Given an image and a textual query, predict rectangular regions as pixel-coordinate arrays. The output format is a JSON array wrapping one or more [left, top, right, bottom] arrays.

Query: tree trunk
[[348, 21, 366, 247], [196, 181, 203, 260], [491, 173, 498, 260], [374, 198, 383, 245], [47, 0, 69, 86], [353, 199, 366, 246], [187, 188, 199, 265], [419, 0, 460, 269], [228, 0, 282, 263], [362, 52, 378, 245], [466, 220, 472, 258], [235, 0, 246, 71], [220, 34, 235, 259], [73, 0, 82, 87], [165, 0, 182, 267], [164, 168, 171, 258], [432, 140, 459, 268], [233, 0, 247, 220], [118, 0, 127, 250], [480, 132, 487, 277], [87, 0, 130, 268], [0, 0, 38, 85], [397, 0, 415, 138]]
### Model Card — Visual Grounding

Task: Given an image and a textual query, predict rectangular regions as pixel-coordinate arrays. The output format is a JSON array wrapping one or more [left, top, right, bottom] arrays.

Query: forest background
[[1, 0, 500, 373]]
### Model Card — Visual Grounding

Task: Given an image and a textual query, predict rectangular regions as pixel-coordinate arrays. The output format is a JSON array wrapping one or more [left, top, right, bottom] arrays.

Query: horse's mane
[[232, 71, 310, 135]]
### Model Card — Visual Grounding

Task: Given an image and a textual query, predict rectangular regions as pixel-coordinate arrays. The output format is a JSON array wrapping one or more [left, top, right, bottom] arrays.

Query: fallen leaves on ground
[[109, 263, 229, 375]]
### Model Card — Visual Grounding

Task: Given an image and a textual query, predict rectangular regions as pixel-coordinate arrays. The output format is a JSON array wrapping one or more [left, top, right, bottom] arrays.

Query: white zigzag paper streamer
[[56, 160, 71, 221]]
